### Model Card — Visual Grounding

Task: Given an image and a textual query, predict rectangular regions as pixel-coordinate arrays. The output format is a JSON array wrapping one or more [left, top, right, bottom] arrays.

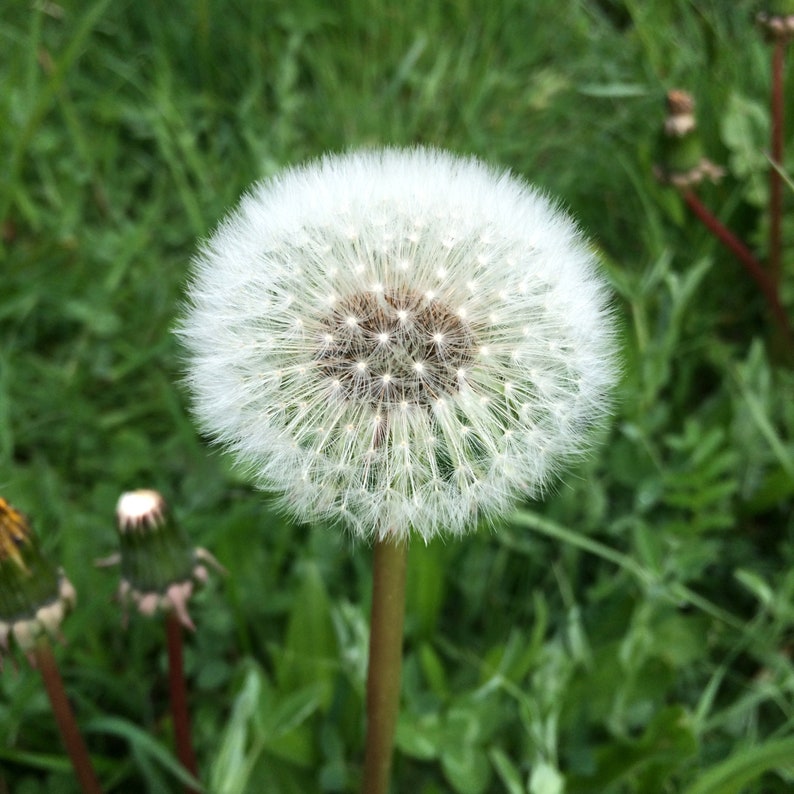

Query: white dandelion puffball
[[180, 148, 617, 542]]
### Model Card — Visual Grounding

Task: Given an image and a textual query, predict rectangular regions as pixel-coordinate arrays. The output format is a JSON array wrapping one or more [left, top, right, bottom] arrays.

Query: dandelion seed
[[180, 147, 617, 542]]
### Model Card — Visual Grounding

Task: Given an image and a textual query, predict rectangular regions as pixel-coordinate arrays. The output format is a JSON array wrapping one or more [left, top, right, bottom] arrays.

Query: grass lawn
[[2, 0, 794, 791]]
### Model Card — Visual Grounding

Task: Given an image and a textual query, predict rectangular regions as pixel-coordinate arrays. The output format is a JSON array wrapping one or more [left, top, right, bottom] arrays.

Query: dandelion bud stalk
[[166, 612, 199, 793], [113, 490, 220, 792], [0, 498, 101, 794], [769, 37, 785, 289], [756, 4, 794, 288], [33, 637, 104, 794]]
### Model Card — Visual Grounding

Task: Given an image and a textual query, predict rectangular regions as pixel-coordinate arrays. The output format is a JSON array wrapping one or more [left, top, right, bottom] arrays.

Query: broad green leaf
[[568, 707, 697, 792], [720, 91, 769, 206], [209, 664, 321, 794], [210, 664, 264, 792], [396, 711, 442, 760], [277, 561, 337, 706], [441, 743, 491, 794], [481, 627, 539, 686], [530, 761, 565, 794], [406, 538, 447, 639], [419, 642, 448, 698]]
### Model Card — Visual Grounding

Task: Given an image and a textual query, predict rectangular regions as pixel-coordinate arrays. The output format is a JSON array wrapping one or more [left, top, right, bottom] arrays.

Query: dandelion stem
[[166, 612, 199, 793], [770, 38, 785, 289], [681, 188, 792, 344], [361, 538, 408, 794], [33, 637, 103, 794]]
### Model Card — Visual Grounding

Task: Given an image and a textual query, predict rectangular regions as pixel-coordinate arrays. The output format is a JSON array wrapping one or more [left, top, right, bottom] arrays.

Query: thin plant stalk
[[361, 538, 408, 794], [33, 637, 103, 794], [166, 612, 199, 794], [769, 38, 785, 289], [681, 188, 793, 345]]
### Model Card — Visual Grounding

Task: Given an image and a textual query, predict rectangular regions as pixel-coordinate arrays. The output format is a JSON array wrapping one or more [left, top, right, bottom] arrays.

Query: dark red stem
[[770, 39, 785, 289], [682, 189, 792, 344], [34, 638, 103, 794], [166, 613, 199, 793]]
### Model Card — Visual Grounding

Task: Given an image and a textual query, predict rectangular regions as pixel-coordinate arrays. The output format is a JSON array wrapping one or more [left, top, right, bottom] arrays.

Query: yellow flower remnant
[[0, 497, 31, 571]]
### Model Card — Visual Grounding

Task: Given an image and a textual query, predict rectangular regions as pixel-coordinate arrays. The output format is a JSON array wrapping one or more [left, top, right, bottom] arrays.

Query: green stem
[[361, 538, 408, 794], [33, 637, 103, 794], [166, 612, 199, 793]]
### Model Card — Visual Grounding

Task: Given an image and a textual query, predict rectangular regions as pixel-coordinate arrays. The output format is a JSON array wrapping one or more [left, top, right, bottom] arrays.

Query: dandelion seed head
[[180, 147, 617, 542]]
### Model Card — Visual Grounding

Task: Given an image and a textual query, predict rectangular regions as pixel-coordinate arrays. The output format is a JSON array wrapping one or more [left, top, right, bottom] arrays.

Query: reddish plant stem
[[33, 638, 103, 794], [770, 38, 785, 290], [166, 613, 199, 793], [681, 189, 792, 345], [361, 539, 408, 794]]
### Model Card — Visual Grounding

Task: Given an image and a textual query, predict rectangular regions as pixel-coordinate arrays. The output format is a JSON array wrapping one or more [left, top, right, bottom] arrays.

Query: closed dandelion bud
[[664, 89, 697, 137], [114, 490, 221, 630], [0, 498, 75, 664], [655, 91, 723, 188], [757, 4, 794, 41], [180, 148, 618, 543]]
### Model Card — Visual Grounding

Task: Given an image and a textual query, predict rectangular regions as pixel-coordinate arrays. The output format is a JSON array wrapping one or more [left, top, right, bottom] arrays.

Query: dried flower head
[[655, 90, 724, 188], [180, 148, 617, 542], [112, 490, 222, 630], [664, 89, 697, 137], [0, 498, 75, 665], [757, 7, 794, 42]]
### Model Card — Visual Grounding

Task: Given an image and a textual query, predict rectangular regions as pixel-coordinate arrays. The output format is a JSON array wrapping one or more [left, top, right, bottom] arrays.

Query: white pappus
[[179, 147, 618, 542]]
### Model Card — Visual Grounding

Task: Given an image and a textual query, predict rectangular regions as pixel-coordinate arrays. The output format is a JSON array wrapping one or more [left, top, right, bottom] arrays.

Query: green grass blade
[[682, 738, 794, 794], [85, 716, 205, 792]]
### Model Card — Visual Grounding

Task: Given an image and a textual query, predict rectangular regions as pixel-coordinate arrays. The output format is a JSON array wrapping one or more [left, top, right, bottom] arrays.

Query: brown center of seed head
[[316, 289, 475, 407]]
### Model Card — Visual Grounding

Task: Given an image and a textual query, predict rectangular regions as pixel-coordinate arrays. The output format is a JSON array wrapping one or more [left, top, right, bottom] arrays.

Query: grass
[[2, 0, 793, 792]]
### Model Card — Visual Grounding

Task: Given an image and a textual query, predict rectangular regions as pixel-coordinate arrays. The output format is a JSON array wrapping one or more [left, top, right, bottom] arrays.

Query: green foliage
[[722, 92, 770, 208], [2, 0, 794, 792], [209, 662, 324, 793], [681, 737, 794, 794]]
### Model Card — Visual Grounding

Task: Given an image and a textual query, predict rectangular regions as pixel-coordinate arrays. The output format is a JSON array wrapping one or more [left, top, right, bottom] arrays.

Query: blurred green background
[[2, 0, 794, 792]]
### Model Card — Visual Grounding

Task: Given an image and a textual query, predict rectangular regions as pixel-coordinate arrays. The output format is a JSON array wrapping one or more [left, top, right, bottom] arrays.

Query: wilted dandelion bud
[[757, 3, 794, 41], [0, 498, 76, 665], [655, 90, 723, 188], [113, 490, 221, 630], [664, 89, 697, 137], [180, 148, 618, 542]]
